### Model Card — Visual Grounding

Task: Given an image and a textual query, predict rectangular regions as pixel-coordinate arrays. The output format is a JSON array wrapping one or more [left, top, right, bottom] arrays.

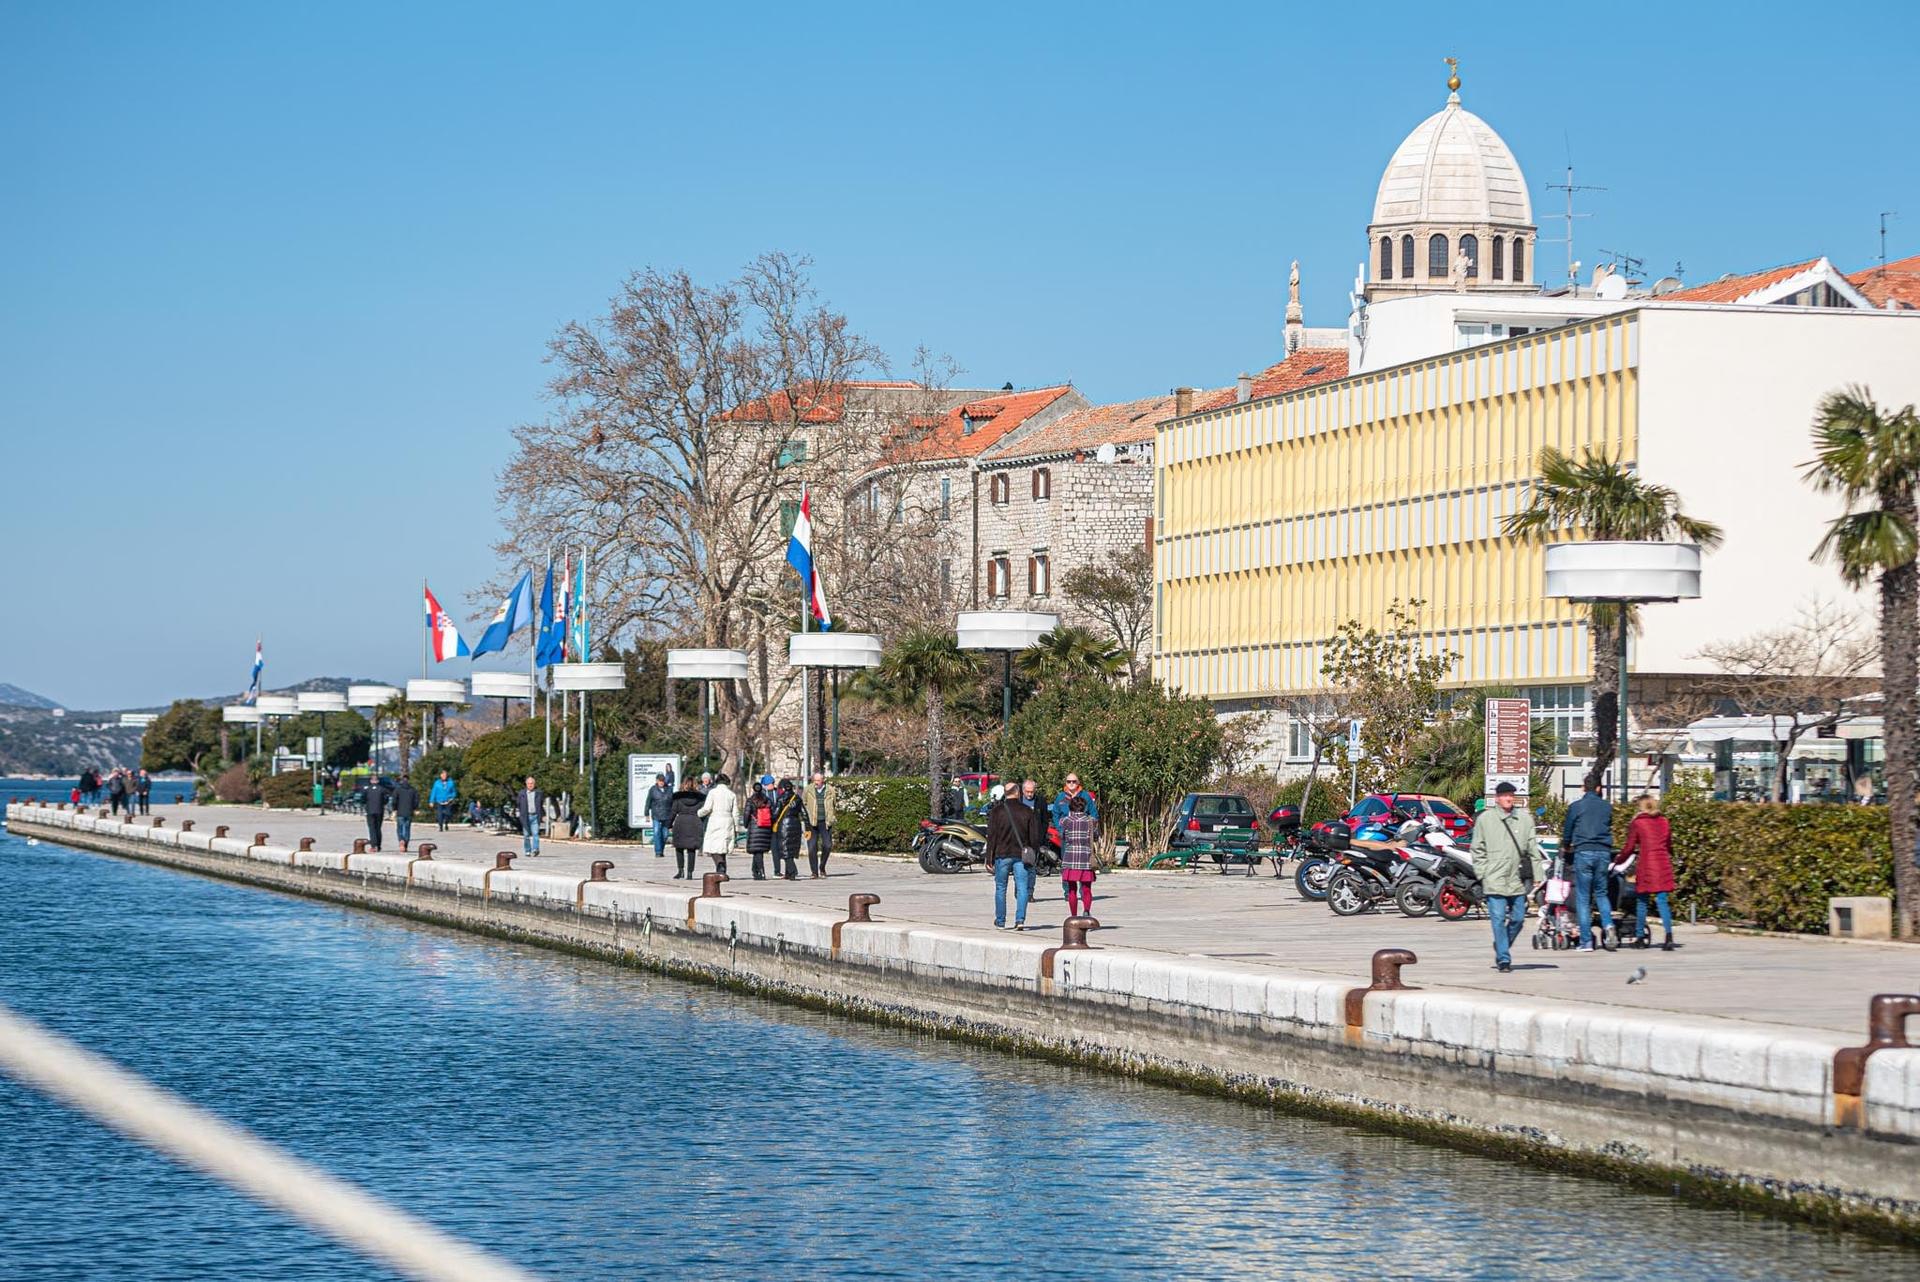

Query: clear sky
[[4, 1, 1918, 708]]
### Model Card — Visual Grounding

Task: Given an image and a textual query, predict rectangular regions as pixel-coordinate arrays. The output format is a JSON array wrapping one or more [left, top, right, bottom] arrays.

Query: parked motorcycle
[[1394, 817, 1476, 919], [915, 817, 987, 873], [1324, 837, 1417, 916], [1292, 823, 1347, 900]]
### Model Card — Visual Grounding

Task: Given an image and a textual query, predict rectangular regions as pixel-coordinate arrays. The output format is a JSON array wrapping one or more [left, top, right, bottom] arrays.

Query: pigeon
[[1626, 967, 1648, 985]]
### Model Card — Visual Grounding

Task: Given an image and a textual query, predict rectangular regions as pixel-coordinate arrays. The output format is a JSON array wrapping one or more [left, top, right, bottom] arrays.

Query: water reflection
[[0, 834, 1907, 1280]]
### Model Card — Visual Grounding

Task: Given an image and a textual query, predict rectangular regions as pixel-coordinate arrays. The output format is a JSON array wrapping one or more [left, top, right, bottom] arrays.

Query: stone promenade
[[139, 802, 1907, 1037]]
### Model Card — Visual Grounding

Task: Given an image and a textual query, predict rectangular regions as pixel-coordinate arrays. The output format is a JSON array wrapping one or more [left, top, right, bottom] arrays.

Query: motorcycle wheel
[[1395, 880, 1436, 918], [1294, 856, 1331, 901], [917, 847, 940, 874], [1436, 883, 1471, 921], [1326, 872, 1370, 917]]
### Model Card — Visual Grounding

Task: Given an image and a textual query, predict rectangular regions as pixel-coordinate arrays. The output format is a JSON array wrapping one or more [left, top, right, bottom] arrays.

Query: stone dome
[[1371, 91, 1532, 228]]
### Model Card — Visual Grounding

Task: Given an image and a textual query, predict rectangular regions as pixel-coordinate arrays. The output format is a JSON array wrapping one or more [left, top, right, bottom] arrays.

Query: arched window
[[1427, 234, 1449, 278], [1491, 236, 1505, 281], [1459, 234, 1478, 278], [1400, 235, 1414, 278], [1031, 467, 1051, 501], [990, 473, 1009, 505], [1512, 237, 1526, 283], [1378, 237, 1393, 281]]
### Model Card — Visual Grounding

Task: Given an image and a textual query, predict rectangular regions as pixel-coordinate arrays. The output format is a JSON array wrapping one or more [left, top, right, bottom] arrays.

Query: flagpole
[[420, 578, 428, 679], [799, 485, 811, 783], [544, 549, 553, 758]]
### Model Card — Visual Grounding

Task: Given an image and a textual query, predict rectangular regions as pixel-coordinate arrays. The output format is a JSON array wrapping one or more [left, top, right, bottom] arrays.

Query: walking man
[[136, 769, 152, 815], [1563, 780, 1618, 951], [801, 769, 837, 877], [516, 775, 544, 856], [987, 776, 1046, 931], [429, 769, 457, 831], [107, 769, 127, 815], [364, 774, 392, 852], [392, 773, 419, 853], [1470, 781, 1538, 973], [645, 773, 672, 859]]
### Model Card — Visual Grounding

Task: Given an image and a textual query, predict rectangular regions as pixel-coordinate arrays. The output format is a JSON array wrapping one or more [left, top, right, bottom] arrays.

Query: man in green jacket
[[1469, 781, 1539, 973]]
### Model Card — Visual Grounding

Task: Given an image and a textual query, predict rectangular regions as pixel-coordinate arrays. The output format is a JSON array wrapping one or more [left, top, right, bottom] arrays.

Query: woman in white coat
[[696, 773, 739, 876]]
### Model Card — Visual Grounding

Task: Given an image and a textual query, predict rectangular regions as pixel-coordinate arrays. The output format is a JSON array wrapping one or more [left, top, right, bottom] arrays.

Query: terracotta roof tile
[[1194, 347, 1348, 411], [721, 379, 937, 423], [1657, 259, 1823, 304], [877, 385, 1077, 464], [1849, 254, 1920, 311], [984, 392, 1197, 461]]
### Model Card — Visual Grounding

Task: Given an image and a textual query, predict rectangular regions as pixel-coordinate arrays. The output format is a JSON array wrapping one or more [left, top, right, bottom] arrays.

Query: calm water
[[0, 827, 1912, 1281], [4, 774, 194, 805]]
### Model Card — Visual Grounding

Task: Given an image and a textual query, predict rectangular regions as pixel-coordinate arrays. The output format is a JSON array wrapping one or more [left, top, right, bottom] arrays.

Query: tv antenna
[[1546, 142, 1604, 291], [1596, 249, 1647, 282], [1881, 211, 1899, 271]]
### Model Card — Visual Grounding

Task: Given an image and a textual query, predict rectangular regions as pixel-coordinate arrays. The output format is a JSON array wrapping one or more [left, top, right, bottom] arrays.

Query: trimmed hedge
[[1614, 800, 1893, 934], [259, 771, 317, 810], [831, 776, 932, 853]]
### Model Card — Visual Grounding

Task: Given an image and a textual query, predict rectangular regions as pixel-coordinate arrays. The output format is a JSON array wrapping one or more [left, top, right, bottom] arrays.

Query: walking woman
[[1617, 794, 1678, 951], [744, 780, 775, 879], [697, 773, 739, 877], [772, 778, 804, 880], [1059, 794, 1099, 918], [669, 782, 706, 879]]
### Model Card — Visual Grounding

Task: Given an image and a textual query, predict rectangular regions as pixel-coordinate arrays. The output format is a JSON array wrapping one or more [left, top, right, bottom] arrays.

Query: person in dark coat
[[136, 770, 152, 815], [669, 786, 706, 879], [107, 769, 128, 815], [392, 775, 420, 852], [1618, 794, 1679, 951], [985, 779, 1047, 930], [363, 776, 392, 852], [772, 778, 804, 880], [515, 776, 544, 856], [744, 781, 775, 879], [645, 774, 673, 860]]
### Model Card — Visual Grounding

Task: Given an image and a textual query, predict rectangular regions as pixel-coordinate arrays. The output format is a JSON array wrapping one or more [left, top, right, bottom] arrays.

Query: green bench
[[1144, 826, 1265, 875]]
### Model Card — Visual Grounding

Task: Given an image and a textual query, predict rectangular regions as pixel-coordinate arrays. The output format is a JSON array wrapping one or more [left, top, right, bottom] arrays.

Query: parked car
[[1313, 793, 1472, 842], [1168, 793, 1262, 849]]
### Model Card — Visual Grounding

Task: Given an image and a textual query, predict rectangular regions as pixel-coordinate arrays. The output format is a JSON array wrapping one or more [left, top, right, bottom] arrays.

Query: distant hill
[[188, 676, 383, 706], [0, 683, 61, 710]]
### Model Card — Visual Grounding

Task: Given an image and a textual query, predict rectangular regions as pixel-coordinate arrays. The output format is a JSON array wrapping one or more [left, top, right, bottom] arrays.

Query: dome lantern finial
[[1444, 56, 1461, 101]]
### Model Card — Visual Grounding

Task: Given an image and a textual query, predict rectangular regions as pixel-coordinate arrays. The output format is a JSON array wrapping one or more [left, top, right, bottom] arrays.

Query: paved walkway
[[88, 802, 1917, 1036]]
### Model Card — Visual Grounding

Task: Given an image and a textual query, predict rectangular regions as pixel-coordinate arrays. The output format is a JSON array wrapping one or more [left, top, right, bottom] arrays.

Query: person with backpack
[[744, 780, 775, 879], [772, 778, 805, 880]]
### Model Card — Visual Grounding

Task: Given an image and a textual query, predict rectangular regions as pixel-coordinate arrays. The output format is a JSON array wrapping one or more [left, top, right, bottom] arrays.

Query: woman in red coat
[[1618, 795, 1678, 950]]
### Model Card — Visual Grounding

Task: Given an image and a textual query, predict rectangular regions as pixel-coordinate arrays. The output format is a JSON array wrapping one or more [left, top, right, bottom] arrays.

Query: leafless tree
[[1696, 600, 1880, 802], [1061, 542, 1153, 684]]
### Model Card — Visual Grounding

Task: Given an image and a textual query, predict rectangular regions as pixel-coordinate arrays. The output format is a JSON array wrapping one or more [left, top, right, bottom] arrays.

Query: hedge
[[1612, 799, 1893, 934], [259, 771, 317, 810], [831, 776, 932, 852]]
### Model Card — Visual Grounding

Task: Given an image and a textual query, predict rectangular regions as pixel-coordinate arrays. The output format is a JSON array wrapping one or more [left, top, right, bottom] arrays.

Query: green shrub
[[213, 763, 259, 803], [410, 746, 465, 803], [258, 771, 315, 809], [1612, 799, 1893, 934], [462, 720, 573, 809], [591, 758, 633, 840], [1268, 774, 1348, 828], [831, 776, 932, 852]]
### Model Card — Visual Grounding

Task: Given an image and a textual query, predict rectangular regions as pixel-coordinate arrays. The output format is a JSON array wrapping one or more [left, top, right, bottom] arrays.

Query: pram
[[1531, 847, 1581, 950]]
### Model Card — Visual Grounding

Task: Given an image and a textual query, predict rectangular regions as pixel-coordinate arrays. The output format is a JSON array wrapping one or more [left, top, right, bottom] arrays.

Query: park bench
[[1143, 826, 1266, 876]]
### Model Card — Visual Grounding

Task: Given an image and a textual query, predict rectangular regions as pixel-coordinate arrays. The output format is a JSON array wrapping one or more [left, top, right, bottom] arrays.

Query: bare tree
[[1061, 542, 1153, 684], [1696, 600, 1880, 802]]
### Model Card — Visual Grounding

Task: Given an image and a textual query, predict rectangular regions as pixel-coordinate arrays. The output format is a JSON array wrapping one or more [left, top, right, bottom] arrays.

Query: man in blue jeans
[[516, 776, 544, 857], [1563, 780, 1617, 951], [1469, 782, 1537, 973], [986, 778, 1045, 930], [645, 773, 672, 860]]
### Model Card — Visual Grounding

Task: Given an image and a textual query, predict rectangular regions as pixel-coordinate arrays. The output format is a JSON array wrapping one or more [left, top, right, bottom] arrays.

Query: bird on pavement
[[1626, 967, 1648, 985]]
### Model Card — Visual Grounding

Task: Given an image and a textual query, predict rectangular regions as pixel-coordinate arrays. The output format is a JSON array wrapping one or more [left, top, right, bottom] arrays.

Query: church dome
[[1370, 90, 1531, 228]]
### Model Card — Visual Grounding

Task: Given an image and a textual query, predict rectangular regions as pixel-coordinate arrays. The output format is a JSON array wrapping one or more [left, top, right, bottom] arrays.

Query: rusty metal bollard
[[252, 832, 269, 849], [700, 872, 728, 898], [1833, 992, 1920, 1125], [298, 837, 314, 852], [1345, 948, 1419, 1029], [1060, 915, 1100, 949], [214, 825, 229, 839], [152, 817, 166, 828], [846, 893, 880, 923], [352, 838, 367, 854], [416, 843, 435, 860], [589, 860, 614, 882], [181, 820, 195, 832], [494, 852, 516, 870]]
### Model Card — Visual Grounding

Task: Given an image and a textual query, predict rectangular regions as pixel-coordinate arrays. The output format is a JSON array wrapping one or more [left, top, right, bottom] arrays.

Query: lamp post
[[788, 633, 882, 776], [403, 679, 464, 759], [347, 685, 402, 774], [957, 611, 1058, 729], [665, 649, 749, 776], [221, 705, 261, 765], [295, 691, 347, 786], [254, 694, 297, 760], [551, 661, 627, 838], [469, 672, 533, 729], [1545, 541, 1703, 803]]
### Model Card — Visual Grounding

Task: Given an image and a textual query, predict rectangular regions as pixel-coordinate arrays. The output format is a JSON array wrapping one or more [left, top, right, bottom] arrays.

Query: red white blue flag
[[424, 584, 471, 662], [785, 485, 832, 630]]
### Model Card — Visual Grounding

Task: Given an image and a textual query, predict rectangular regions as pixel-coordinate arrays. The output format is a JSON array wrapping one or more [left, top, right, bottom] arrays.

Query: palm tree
[[1017, 625, 1125, 689], [876, 627, 982, 820], [1503, 446, 1723, 792], [1805, 387, 1920, 935]]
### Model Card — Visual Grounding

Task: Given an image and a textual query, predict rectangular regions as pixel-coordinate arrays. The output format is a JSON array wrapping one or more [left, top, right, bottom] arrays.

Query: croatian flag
[[424, 584, 471, 662], [471, 570, 532, 658], [244, 640, 263, 704], [785, 485, 832, 630]]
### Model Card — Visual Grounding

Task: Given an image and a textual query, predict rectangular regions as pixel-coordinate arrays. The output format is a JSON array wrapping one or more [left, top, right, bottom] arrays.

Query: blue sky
[[4, 1, 1917, 708]]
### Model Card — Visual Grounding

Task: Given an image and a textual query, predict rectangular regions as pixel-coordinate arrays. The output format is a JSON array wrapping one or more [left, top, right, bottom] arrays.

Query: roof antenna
[[1881, 211, 1899, 273], [1546, 136, 1604, 293]]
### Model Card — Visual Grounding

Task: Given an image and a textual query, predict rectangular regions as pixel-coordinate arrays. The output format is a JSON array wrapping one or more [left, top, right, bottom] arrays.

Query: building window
[[1513, 237, 1525, 283], [939, 558, 952, 603], [779, 500, 799, 538], [1400, 235, 1414, 278], [1459, 234, 1478, 278], [990, 474, 1010, 505], [1029, 552, 1050, 597], [866, 480, 880, 517], [988, 556, 1011, 599], [1428, 234, 1449, 278], [940, 476, 951, 520], [1287, 719, 1313, 762], [1032, 467, 1051, 501], [1491, 236, 1505, 281], [776, 438, 808, 468], [1378, 237, 1393, 280]]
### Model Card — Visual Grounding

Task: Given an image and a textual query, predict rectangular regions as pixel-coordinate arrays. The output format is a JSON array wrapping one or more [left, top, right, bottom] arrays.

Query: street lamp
[[956, 610, 1058, 729], [665, 649, 749, 775], [550, 661, 627, 838], [254, 694, 297, 759], [295, 692, 348, 785], [404, 679, 465, 757], [348, 685, 402, 774], [788, 632, 882, 776], [469, 671, 533, 728], [1545, 541, 1703, 802]]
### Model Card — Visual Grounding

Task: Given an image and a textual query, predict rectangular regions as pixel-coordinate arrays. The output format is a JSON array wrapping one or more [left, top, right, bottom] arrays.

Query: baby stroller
[[1531, 847, 1580, 950]]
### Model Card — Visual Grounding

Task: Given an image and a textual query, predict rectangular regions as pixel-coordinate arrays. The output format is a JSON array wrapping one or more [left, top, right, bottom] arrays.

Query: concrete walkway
[[102, 802, 1915, 1036]]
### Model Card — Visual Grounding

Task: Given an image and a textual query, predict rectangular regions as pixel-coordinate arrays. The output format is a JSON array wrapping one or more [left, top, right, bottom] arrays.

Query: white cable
[[0, 1002, 540, 1282]]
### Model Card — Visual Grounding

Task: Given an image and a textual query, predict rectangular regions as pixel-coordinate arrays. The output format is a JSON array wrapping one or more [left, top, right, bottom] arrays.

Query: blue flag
[[471, 571, 533, 658], [535, 561, 564, 666]]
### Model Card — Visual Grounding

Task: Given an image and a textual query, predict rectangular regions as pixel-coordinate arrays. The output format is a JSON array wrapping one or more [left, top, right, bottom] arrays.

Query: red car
[[1310, 792, 1472, 842]]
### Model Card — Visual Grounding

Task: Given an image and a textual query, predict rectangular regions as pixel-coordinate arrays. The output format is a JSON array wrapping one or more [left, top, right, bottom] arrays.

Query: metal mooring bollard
[[298, 838, 314, 852], [494, 852, 515, 870], [415, 843, 435, 861], [352, 838, 367, 854], [1345, 947, 1419, 1029], [1060, 915, 1100, 949], [152, 817, 165, 829], [214, 825, 229, 839], [181, 820, 194, 832], [252, 832, 270, 849], [590, 860, 614, 882], [846, 893, 880, 923], [1833, 992, 1920, 1126], [701, 872, 728, 898]]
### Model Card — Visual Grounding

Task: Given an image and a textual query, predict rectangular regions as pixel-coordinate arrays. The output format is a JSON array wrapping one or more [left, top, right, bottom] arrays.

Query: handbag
[[1019, 844, 1038, 866]]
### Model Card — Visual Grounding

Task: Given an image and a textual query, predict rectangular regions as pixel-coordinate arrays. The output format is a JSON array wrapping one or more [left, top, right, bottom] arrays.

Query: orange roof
[[1195, 348, 1348, 412], [877, 385, 1077, 464], [1657, 259, 1823, 304], [985, 392, 1197, 461], [1849, 254, 1920, 311], [721, 379, 926, 424]]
